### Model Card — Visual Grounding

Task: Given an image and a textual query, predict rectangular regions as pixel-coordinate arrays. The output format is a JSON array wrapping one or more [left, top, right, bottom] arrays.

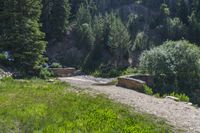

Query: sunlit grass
[[0, 78, 173, 132]]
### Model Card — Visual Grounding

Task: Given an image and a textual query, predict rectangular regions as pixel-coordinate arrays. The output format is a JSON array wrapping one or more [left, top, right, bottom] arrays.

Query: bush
[[143, 85, 153, 95], [139, 40, 200, 103], [0, 53, 6, 60], [169, 92, 190, 102], [39, 68, 52, 79], [121, 67, 138, 76], [50, 63, 62, 68]]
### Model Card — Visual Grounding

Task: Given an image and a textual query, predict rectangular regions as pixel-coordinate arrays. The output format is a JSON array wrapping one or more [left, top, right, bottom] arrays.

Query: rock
[[0, 69, 12, 79], [131, 74, 154, 87], [49, 68, 77, 77], [48, 79, 55, 82], [73, 70, 85, 76], [187, 102, 193, 106], [117, 77, 146, 91], [165, 96, 180, 101]]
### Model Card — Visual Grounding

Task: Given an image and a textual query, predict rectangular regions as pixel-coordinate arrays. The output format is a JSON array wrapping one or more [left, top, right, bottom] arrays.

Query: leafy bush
[[39, 68, 52, 79], [121, 67, 138, 76], [0, 53, 6, 60], [139, 40, 200, 103], [169, 92, 190, 102], [50, 62, 62, 68], [143, 85, 153, 95], [91, 67, 139, 78], [154, 93, 161, 98], [132, 32, 150, 51]]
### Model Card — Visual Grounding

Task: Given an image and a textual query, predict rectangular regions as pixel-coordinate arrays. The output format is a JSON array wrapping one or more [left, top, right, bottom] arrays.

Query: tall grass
[[0, 78, 173, 132]]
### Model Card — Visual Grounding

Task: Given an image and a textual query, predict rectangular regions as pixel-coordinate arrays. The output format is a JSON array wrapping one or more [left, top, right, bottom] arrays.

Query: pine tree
[[76, 4, 92, 26], [178, 0, 189, 25], [41, 0, 71, 41], [76, 4, 94, 50], [0, 0, 47, 75], [107, 13, 131, 67], [50, 0, 70, 41], [187, 0, 200, 44]]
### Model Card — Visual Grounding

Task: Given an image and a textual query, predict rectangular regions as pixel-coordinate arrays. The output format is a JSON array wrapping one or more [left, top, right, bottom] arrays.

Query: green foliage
[[76, 5, 94, 50], [0, 79, 173, 132], [166, 17, 186, 40], [76, 4, 92, 26], [91, 67, 139, 78], [39, 68, 52, 79], [121, 67, 139, 76], [169, 92, 190, 102], [50, 62, 62, 68], [143, 85, 153, 95], [188, 12, 200, 44], [41, 0, 71, 41], [140, 40, 200, 103], [2, 0, 200, 78], [160, 4, 170, 17], [132, 32, 150, 51], [0, 53, 6, 60], [107, 13, 131, 67], [83, 15, 105, 71], [77, 23, 95, 50], [154, 93, 161, 98], [91, 68, 121, 78], [0, 0, 47, 76]]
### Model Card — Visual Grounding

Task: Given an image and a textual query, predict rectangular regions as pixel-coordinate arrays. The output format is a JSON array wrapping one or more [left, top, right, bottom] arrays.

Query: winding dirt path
[[59, 76, 200, 133]]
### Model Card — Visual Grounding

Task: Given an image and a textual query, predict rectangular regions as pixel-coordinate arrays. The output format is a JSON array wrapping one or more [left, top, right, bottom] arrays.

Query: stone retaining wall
[[117, 75, 154, 91], [131, 75, 154, 86], [49, 68, 77, 77]]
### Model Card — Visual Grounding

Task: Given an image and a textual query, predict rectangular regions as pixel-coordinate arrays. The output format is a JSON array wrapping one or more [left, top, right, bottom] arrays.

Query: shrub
[[50, 63, 62, 68], [0, 53, 6, 60], [121, 67, 138, 76], [154, 93, 161, 98], [39, 68, 52, 79], [169, 92, 190, 102], [132, 32, 150, 51], [143, 85, 153, 95], [139, 40, 200, 103]]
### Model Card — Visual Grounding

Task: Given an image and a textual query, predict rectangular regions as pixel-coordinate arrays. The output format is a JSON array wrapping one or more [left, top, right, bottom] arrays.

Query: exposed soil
[[59, 76, 200, 133]]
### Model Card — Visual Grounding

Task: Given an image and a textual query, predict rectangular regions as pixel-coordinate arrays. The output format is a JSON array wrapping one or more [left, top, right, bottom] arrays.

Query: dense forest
[[1, 0, 200, 104]]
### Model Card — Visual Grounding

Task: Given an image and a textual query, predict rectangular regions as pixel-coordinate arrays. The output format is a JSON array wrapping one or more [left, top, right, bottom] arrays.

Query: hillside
[[46, 0, 200, 69]]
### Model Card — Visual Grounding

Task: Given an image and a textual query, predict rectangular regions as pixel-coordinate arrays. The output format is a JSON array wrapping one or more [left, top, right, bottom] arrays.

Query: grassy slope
[[0, 78, 173, 133]]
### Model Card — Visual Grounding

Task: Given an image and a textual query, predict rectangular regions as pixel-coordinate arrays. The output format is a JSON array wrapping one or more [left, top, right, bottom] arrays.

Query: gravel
[[59, 76, 200, 133]]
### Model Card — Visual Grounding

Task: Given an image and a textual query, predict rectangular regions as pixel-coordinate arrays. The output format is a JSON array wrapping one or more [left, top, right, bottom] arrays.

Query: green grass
[[0, 78, 173, 132], [91, 67, 142, 78]]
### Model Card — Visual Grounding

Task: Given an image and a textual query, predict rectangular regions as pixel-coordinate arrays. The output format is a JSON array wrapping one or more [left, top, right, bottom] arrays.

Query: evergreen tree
[[107, 13, 131, 67], [178, 0, 189, 25], [41, 0, 71, 41], [76, 4, 92, 26], [83, 15, 105, 71], [0, 0, 47, 75], [40, 0, 53, 39], [76, 4, 94, 49]]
